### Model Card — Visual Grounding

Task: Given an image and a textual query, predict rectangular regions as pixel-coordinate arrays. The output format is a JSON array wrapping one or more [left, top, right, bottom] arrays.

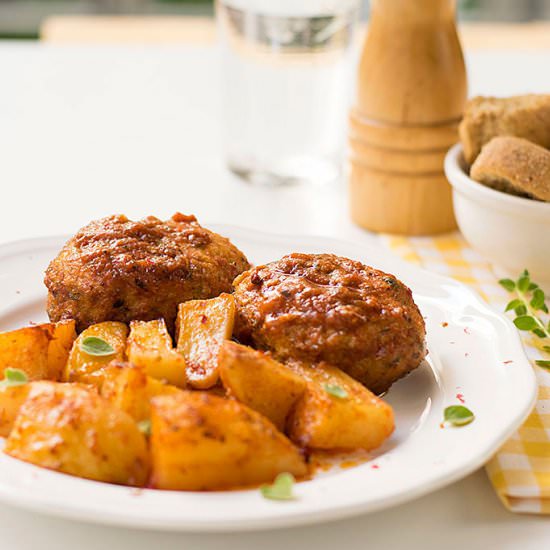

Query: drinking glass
[[218, 0, 361, 186]]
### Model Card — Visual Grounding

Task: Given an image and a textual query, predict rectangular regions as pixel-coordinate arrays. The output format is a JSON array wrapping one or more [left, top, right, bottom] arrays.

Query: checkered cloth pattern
[[381, 232, 550, 514]]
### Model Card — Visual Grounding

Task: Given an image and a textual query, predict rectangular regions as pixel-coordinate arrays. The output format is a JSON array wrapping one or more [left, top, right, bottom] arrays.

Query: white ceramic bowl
[[445, 143, 550, 291]]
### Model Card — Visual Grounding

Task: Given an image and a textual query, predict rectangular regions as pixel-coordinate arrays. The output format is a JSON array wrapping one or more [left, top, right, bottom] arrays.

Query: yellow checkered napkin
[[381, 232, 550, 514]]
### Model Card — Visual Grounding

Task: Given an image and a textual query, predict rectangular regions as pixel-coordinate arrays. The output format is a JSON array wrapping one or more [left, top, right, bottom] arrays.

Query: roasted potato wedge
[[0, 384, 31, 437], [65, 322, 128, 383], [150, 392, 307, 490], [127, 319, 186, 388], [100, 362, 182, 422], [287, 362, 394, 451], [4, 382, 149, 486], [0, 323, 67, 381], [219, 341, 306, 431], [175, 294, 235, 389], [47, 320, 77, 381]]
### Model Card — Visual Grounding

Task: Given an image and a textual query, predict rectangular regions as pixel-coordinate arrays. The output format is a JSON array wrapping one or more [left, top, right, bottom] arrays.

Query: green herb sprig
[[499, 270, 550, 370]]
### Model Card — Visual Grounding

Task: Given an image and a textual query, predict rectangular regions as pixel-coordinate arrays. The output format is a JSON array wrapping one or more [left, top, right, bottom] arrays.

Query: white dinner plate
[[0, 226, 537, 532]]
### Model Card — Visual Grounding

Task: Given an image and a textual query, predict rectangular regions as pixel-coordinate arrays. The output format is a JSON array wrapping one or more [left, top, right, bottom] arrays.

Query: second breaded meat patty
[[233, 253, 426, 394]]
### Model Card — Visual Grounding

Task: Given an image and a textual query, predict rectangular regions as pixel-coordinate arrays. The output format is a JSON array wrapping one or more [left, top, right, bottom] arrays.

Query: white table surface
[[0, 43, 549, 549]]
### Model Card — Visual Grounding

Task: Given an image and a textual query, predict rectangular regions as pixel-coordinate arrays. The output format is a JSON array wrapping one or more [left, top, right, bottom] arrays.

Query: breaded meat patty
[[233, 253, 426, 394], [45, 213, 250, 332]]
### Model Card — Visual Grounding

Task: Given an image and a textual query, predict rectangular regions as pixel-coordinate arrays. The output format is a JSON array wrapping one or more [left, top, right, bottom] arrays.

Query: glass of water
[[218, 0, 361, 186]]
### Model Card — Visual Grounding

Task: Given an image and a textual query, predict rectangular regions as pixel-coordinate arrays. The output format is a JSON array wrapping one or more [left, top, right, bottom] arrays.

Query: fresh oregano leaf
[[536, 360, 550, 370], [79, 336, 115, 357], [531, 289, 546, 311], [513, 316, 538, 331], [517, 274, 531, 292], [505, 299, 523, 312], [499, 279, 516, 292], [533, 328, 547, 339], [514, 305, 528, 316], [323, 384, 349, 399], [0, 368, 29, 388], [260, 472, 296, 501], [444, 405, 475, 427]]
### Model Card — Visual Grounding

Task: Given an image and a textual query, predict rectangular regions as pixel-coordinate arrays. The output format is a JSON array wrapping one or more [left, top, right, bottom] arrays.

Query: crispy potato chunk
[[127, 319, 186, 388], [0, 384, 31, 437], [65, 322, 128, 383], [150, 392, 307, 490], [287, 362, 394, 451], [47, 320, 77, 381], [0, 323, 72, 381], [0, 321, 75, 382], [219, 341, 306, 431], [4, 382, 149, 486], [175, 294, 235, 389], [100, 362, 182, 422]]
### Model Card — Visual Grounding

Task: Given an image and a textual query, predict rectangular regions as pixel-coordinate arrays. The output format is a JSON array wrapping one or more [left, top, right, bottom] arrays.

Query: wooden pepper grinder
[[349, 0, 467, 235]]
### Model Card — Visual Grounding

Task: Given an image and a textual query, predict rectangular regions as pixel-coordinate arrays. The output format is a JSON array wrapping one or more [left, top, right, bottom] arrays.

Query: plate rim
[[0, 229, 538, 532]]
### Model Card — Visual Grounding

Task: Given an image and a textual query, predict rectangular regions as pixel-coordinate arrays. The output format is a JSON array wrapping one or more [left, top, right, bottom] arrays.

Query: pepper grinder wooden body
[[349, 0, 467, 235]]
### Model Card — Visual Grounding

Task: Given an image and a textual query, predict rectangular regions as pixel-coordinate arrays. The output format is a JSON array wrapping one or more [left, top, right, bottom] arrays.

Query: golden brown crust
[[45, 213, 250, 333], [471, 136, 550, 201], [150, 391, 307, 490], [233, 253, 426, 395], [459, 94, 550, 164], [4, 382, 149, 486]]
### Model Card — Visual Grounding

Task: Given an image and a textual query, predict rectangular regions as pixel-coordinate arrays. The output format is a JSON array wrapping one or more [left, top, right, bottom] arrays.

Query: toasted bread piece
[[470, 137, 550, 202], [459, 95, 550, 164]]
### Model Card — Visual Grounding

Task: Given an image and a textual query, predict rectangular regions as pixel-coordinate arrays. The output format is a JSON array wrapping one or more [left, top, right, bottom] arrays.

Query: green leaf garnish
[[260, 472, 296, 501], [499, 270, 550, 371], [505, 299, 523, 312], [517, 273, 530, 293], [531, 289, 547, 311], [513, 316, 538, 331], [501, 273, 550, 371], [80, 336, 115, 357], [501, 271, 550, 340], [444, 405, 475, 427], [323, 384, 348, 399], [137, 419, 151, 437], [499, 279, 516, 292], [0, 368, 28, 388]]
